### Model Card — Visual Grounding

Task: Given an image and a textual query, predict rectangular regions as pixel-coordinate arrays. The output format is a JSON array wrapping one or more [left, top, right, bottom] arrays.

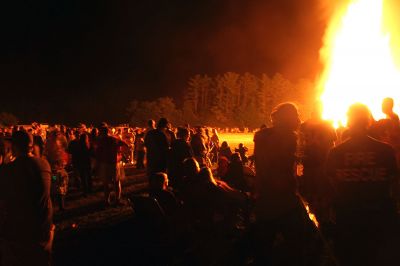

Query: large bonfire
[[318, 0, 400, 127]]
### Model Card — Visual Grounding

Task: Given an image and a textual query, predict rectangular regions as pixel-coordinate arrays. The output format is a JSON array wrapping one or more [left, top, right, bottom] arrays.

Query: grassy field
[[219, 132, 255, 155]]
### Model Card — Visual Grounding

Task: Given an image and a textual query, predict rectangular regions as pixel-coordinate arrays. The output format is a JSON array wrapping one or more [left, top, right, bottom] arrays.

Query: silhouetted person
[[45, 130, 68, 171], [145, 119, 156, 136], [381, 97, 400, 166], [180, 157, 201, 203], [326, 103, 399, 266], [0, 131, 54, 265], [299, 103, 336, 215], [182, 165, 225, 227], [144, 118, 170, 175], [253, 102, 305, 265], [210, 128, 220, 163], [168, 127, 193, 190], [77, 133, 93, 195], [33, 135, 45, 159], [51, 160, 69, 211], [219, 141, 232, 161], [382, 97, 400, 126], [96, 124, 126, 206], [190, 127, 209, 166], [165, 122, 176, 147], [67, 131, 81, 188], [235, 143, 249, 164], [223, 152, 248, 192], [134, 133, 145, 169], [149, 172, 179, 216]]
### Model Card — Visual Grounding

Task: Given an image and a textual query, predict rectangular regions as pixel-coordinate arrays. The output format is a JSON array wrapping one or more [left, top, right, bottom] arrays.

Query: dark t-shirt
[[224, 163, 248, 192], [170, 139, 193, 166], [326, 135, 398, 214], [144, 129, 169, 172], [67, 139, 80, 166], [96, 135, 123, 165], [149, 189, 179, 215], [0, 156, 53, 244], [254, 127, 299, 219], [219, 146, 232, 160], [76, 143, 91, 168], [169, 139, 194, 188]]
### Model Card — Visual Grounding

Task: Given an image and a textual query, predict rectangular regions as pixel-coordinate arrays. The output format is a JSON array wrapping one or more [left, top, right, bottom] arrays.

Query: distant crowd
[[1, 97, 400, 265]]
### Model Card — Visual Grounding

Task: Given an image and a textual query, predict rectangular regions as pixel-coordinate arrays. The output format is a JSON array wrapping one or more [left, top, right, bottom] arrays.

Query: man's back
[[1, 156, 53, 243], [254, 127, 298, 219], [145, 129, 168, 153], [144, 129, 169, 174], [96, 135, 120, 165], [327, 135, 398, 213], [67, 139, 80, 165]]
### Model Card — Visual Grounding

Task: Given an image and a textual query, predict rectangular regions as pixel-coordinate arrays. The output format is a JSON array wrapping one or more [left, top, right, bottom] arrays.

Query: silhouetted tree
[[0, 112, 18, 127], [127, 97, 182, 126], [129, 73, 315, 128]]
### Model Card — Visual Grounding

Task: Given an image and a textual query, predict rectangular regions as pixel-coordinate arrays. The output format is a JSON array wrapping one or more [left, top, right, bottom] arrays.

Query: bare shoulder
[[31, 157, 51, 173]]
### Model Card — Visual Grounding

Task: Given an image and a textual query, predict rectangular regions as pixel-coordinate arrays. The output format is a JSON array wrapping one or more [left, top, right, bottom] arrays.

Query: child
[[51, 161, 69, 211]]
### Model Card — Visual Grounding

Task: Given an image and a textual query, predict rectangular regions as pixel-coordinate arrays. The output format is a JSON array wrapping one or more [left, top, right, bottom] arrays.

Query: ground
[[53, 166, 150, 265], [52, 133, 257, 265], [53, 166, 254, 266]]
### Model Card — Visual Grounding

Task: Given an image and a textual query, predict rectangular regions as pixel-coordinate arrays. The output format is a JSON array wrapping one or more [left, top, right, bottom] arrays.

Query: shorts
[[97, 163, 117, 181]]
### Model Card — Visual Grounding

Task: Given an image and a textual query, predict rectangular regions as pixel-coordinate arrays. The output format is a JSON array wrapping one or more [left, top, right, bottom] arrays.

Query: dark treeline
[[127, 72, 315, 129], [0, 112, 18, 127]]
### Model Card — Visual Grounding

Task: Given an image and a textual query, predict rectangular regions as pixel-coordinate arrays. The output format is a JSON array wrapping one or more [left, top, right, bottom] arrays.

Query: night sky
[[1, 0, 332, 125]]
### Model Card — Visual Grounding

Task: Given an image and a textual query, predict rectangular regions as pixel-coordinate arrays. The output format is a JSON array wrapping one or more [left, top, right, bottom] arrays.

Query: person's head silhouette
[[271, 102, 300, 131], [347, 103, 372, 134], [11, 130, 33, 156], [382, 97, 395, 116]]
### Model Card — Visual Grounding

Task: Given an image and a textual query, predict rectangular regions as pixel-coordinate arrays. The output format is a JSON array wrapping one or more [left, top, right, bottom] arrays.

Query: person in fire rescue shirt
[[326, 103, 399, 266]]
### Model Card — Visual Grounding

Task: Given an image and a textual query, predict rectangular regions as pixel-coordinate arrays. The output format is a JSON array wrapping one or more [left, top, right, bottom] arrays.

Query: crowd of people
[[1, 97, 400, 265]]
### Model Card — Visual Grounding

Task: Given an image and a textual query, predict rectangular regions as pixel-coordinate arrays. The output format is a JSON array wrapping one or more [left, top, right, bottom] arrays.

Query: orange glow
[[318, 0, 400, 127], [305, 204, 320, 228]]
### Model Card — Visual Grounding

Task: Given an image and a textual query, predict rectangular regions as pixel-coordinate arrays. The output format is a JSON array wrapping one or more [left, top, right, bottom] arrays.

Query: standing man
[[382, 97, 400, 126], [96, 124, 127, 206], [381, 97, 400, 166], [253, 103, 305, 265], [144, 118, 170, 175], [326, 103, 399, 265], [0, 131, 54, 265]]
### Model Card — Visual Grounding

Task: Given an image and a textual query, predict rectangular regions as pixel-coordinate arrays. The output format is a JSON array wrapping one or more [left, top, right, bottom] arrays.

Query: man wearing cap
[[326, 103, 399, 265], [0, 131, 54, 265]]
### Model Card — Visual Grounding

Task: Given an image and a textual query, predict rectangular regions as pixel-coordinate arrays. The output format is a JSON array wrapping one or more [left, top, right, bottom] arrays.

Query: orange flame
[[318, 0, 400, 127]]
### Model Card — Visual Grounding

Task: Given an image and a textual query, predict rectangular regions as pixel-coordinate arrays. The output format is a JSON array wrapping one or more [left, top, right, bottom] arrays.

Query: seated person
[[235, 143, 249, 164], [217, 155, 229, 178], [181, 165, 221, 225], [219, 141, 232, 161], [223, 153, 249, 192], [149, 172, 179, 216]]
